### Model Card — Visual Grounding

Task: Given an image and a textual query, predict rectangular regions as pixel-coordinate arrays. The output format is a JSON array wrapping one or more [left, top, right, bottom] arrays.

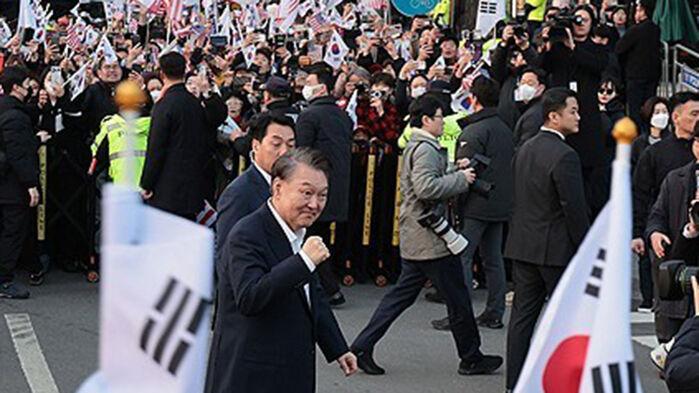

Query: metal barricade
[[672, 43, 699, 93]]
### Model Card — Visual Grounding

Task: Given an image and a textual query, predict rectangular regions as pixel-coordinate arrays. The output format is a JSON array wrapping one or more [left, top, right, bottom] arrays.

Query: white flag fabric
[[217, 6, 232, 41], [0, 19, 12, 48], [580, 136, 641, 393], [276, 0, 301, 34], [95, 35, 119, 64], [324, 29, 348, 69], [242, 44, 256, 68], [346, 89, 358, 129], [76, 184, 214, 393], [514, 122, 640, 393], [475, 0, 505, 37], [18, 0, 38, 30], [66, 63, 89, 100]]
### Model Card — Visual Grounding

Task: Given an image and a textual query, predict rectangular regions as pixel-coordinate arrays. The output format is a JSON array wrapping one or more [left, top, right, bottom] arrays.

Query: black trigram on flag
[[479, 0, 498, 14], [591, 361, 638, 393], [585, 248, 607, 298], [140, 277, 211, 376]]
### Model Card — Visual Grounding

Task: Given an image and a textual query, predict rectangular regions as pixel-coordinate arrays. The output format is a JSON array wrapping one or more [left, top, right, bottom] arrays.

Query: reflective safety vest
[[526, 0, 546, 23], [92, 114, 151, 186], [397, 111, 468, 162]]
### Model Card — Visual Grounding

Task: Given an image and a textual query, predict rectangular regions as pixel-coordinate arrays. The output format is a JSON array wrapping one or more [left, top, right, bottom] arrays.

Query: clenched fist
[[302, 236, 330, 266]]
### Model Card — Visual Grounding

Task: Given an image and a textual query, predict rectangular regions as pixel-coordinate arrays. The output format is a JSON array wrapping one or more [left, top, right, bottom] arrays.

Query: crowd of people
[[1, 0, 699, 392]]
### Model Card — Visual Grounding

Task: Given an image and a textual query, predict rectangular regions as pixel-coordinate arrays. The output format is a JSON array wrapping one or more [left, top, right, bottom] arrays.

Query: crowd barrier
[[32, 138, 406, 287]]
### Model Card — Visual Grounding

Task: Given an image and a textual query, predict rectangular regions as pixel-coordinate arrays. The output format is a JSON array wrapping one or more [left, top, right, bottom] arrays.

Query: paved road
[[1, 270, 668, 393]]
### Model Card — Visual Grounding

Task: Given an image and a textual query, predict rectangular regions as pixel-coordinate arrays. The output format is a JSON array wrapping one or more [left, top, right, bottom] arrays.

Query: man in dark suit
[[205, 148, 357, 393], [0, 67, 40, 299], [215, 113, 295, 262], [140, 52, 226, 220], [504, 88, 591, 390], [646, 131, 699, 341], [538, 5, 609, 218], [296, 65, 353, 305]]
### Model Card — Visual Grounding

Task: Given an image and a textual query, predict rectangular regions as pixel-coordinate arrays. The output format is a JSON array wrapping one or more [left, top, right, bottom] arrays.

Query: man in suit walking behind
[[205, 148, 357, 393], [215, 112, 295, 262], [505, 88, 591, 391], [140, 52, 226, 219]]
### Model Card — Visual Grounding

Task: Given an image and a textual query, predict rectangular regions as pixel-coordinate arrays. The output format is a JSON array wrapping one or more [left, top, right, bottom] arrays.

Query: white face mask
[[411, 86, 426, 99], [302, 84, 320, 101], [150, 90, 161, 101], [515, 84, 538, 102], [650, 112, 669, 129]]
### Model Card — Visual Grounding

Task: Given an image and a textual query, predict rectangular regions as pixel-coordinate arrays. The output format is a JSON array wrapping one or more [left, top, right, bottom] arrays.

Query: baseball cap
[[261, 76, 291, 96]]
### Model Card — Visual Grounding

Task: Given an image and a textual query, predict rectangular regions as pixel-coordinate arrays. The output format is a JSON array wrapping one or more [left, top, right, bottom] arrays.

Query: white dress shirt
[[253, 160, 272, 185], [267, 200, 315, 306], [541, 126, 566, 140]]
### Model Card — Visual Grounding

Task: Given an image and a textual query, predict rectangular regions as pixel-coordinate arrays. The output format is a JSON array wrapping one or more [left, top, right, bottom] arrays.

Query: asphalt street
[[1, 270, 668, 393]]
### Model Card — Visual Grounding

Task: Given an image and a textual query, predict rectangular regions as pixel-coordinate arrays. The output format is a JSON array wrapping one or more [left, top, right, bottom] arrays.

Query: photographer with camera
[[647, 125, 699, 342], [504, 88, 590, 391], [491, 23, 537, 130], [431, 76, 514, 331], [350, 95, 502, 377]]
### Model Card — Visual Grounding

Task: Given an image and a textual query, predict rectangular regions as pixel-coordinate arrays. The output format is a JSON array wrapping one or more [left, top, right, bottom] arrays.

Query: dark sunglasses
[[598, 88, 615, 95]]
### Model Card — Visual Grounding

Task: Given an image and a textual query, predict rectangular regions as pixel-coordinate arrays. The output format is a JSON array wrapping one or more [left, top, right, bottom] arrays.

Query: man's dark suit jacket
[[646, 162, 698, 319], [140, 84, 226, 218], [215, 165, 270, 262], [505, 130, 590, 267], [204, 204, 349, 393]]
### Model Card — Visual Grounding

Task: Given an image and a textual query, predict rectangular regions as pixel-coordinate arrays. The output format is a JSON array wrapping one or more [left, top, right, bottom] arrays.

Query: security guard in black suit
[[504, 88, 591, 390]]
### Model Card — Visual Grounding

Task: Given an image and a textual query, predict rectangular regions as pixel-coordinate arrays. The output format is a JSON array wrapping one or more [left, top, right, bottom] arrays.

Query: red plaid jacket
[[356, 100, 400, 144]]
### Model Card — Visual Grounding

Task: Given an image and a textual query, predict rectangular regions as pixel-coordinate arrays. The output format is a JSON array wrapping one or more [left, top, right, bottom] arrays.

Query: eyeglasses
[[598, 88, 615, 95]]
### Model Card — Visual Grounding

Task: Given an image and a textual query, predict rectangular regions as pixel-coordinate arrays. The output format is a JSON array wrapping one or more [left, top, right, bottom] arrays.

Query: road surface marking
[[631, 311, 655, 324], [5, 313, 60, 393], [632, 335, 659, 349]]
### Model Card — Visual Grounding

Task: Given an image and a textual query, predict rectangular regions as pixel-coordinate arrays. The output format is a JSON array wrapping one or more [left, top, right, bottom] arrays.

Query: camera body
[[466, 153, 494, 198], [417, 209, 469, 255], [658, 260, 699, 301]]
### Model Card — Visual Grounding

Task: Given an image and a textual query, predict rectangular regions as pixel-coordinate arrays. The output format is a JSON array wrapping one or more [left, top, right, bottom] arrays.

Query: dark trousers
[[582, 165, 611, 220], [352, 255, 483, 362], [506, 261, 565, 389], [307, 221, 344, 297], [638, 253, 654, 305], [460, 219, 507, 318], [626, 78, 659, 127], [0, 204, 31, 284]]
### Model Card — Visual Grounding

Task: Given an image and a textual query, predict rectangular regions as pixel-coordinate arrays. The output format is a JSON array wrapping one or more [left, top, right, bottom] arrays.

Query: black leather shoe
[[352, 348, 385, 375], [476, 312, 504, 329], [328, 291, 346, 307], [0, 281, 30, 299], [458, 355, 503, 375], [431, 316, 451, 331], [424, 290, 445, 304]]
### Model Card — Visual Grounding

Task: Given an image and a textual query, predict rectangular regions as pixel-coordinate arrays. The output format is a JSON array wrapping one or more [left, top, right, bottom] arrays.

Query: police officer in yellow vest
[[91, 111, 151, 186], [525, 0, 547, 36]]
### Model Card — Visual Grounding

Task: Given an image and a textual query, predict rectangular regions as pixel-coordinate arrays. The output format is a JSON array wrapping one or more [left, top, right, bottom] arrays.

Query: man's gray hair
[[271, 147, 332, 182]]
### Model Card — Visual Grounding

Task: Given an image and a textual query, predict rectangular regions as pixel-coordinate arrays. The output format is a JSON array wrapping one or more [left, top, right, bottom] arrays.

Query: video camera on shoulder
[[466, 154, 494, 198], [658, 260, 699, 301]]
